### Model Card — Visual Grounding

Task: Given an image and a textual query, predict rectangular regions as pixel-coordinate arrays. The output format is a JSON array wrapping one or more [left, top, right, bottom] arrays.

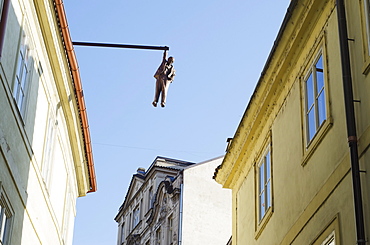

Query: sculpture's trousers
[[153, 77, 171, 103]]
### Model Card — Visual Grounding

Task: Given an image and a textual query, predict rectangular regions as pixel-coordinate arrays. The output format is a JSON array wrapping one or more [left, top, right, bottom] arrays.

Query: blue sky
[[63, 1, 290, 244]]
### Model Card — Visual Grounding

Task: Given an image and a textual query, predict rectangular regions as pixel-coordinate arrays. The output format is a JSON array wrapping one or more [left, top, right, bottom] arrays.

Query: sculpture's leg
[[153, 79, 162, 107], [161, 80, 171, 107]]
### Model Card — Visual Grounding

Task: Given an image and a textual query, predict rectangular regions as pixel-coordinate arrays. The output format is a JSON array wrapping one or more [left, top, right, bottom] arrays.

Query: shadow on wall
[[0, 1, 40, 243]]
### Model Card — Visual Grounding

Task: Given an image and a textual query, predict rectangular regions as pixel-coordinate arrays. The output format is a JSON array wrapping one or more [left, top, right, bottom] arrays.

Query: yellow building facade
[[215, 0, 370, 244]]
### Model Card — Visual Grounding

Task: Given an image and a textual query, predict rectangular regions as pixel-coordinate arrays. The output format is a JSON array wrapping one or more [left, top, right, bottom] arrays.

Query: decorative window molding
[[310, 214, 340, 245], [255, 132, 273, 239], [301, 45, 332, 165]]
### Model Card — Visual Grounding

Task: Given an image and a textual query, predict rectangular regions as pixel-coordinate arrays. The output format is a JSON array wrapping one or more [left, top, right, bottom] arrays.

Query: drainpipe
[[336, 0, 366, 244], [178, 183, 183, 245], [0, 0, 10, 58]]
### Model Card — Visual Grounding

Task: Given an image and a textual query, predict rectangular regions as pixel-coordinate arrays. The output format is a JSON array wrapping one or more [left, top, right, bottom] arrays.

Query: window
[[364, 0, 370, 56], [13, 30, 32, 117], [42, 113, 57, 187], [258, 148, 271, 222], [167, 215, 173, 244], [0, 193, 12, 245], [148, 187, 153, 210], [0, 204, 9, 244], [321, 233, 335, 245], [132, 205, 140, 228], [315, 231, 336, 245], [0, 0, 4, 15], [120, 222, 125, 244], [156, 227, 161, 245], [304, 53, 326, 144], [311, 215, 339, 245]]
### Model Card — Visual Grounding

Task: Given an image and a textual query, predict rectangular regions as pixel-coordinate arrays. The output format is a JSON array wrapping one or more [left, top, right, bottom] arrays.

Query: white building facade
[[0, 0, 96, 244], [115, 156, 231, 245]]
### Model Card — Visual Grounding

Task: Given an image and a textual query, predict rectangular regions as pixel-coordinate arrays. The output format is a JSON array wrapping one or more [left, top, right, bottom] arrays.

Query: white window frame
[[304, 52, 327, 145], [257, 147, 272, 222], [13, 29, 32, 118]]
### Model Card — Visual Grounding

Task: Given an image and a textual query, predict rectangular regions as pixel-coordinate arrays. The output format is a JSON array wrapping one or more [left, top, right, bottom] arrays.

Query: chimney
[[137, 167, 146, 176]]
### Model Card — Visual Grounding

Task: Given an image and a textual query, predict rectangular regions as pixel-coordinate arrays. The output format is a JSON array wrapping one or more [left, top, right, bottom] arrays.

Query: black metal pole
[[72, 41, 169, 51], [336, 0, 366, 244]]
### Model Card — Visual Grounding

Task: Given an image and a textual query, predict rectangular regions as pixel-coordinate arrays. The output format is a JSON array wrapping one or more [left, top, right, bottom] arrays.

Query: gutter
[[336, 0, 366, 243], [54, 0, 97, 193], [178, 183, 184, 245]]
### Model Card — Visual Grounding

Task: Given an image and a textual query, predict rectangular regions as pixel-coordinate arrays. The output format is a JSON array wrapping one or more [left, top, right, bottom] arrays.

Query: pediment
[[122, 175, 145, 209]]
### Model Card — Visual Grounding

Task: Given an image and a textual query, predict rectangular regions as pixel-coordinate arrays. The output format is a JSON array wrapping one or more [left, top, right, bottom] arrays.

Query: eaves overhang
[[214, 0, 300, 188], [53, 0, 97, 193]]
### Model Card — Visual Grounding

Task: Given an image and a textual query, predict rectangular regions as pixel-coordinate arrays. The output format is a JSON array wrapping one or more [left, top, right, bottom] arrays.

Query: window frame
[[120, 221, 125, 244], [167, 214, 173, 245], [13, 29, 33, 118], [42, 110, 57, 188], [257, 147, 272, 222], [360, 0, 370, 73], [156, 226, 161, 245], [304, 51, 327, 145], [132, 205, 140, 228], [310, 215, 340, 245], [148, 186, 153, 210], [0, 186, 13, 245], [301, 43, 332, 166], [254, 132, 273, 239]]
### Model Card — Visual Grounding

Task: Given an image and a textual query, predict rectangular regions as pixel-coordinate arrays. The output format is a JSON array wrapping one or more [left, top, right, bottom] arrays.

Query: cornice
[[215, 0, 334, 189]]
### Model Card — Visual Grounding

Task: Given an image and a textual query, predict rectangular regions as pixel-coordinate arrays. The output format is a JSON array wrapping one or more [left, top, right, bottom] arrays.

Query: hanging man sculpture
[[152, 50, 175, 107]]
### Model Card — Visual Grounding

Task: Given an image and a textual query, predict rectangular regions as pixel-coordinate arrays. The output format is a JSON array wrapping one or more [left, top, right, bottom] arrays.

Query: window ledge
[[255, 207, 273, 239]]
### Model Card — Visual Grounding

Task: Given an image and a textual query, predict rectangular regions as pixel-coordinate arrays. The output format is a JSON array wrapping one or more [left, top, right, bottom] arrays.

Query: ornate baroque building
[[115, 156, 231, 245]]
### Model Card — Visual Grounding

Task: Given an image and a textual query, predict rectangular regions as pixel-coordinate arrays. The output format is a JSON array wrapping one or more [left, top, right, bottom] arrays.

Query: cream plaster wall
[[0, 0, 89, 244], [182, 156, 232, 245]]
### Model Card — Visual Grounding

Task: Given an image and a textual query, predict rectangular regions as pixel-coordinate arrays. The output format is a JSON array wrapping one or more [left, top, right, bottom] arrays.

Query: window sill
[[302, 116, 333, 166]]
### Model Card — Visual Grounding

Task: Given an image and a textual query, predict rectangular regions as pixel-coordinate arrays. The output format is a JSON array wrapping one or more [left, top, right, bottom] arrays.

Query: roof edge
[[54, 0, 97, 193]]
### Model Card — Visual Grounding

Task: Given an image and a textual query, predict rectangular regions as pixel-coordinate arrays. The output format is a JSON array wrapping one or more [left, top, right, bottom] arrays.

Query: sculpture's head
[[168, 56, 174, 64]]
